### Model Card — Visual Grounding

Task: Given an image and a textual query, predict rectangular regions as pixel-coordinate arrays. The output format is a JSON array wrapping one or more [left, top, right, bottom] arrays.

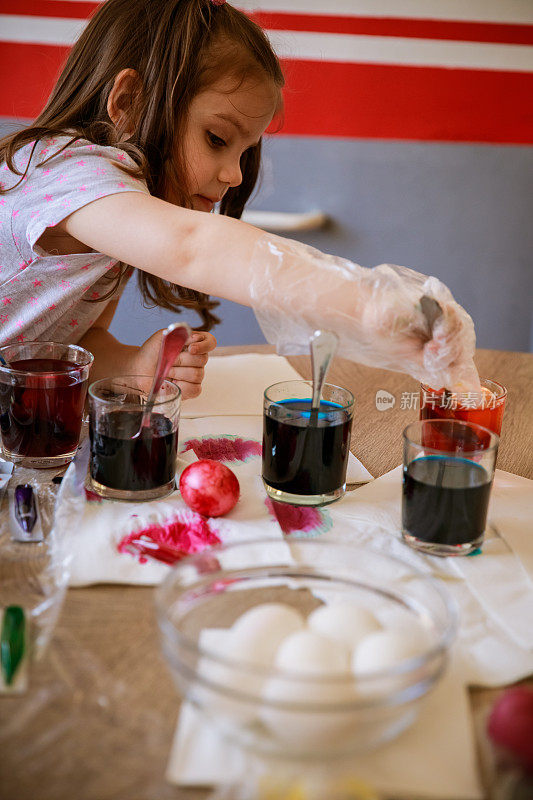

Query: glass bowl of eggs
[[156, 538, 457, 760]]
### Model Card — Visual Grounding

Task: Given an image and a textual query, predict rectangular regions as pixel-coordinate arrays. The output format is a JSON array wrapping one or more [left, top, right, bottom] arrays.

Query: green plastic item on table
[[1, 605, 26, 686]]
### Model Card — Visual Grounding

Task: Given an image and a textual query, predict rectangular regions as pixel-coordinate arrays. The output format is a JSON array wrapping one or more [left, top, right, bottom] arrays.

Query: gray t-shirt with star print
[[0, 135, 149, 345]]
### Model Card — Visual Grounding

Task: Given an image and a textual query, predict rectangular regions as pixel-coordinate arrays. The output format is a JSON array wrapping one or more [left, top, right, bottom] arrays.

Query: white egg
[[260, 675, 358, 749], [275, 630, 350, 675], [307, 602, 381, 649], [229, 603, 305, 668], [352, 625, 431, 675]]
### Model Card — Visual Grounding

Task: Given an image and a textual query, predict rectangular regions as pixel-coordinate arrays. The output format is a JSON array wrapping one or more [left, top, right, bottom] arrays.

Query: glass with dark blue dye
[[262, 380, 354, 506], [402, 419, 499, 557]]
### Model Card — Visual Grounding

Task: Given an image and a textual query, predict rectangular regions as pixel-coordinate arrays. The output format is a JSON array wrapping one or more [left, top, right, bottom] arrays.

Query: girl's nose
[[218, 155, 242, 189]]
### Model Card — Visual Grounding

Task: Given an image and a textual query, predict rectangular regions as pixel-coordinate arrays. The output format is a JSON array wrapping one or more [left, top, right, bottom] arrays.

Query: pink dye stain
[[118, 511, 221, 565], [84, 488, 102, 503], [265, 498, 333, 537], [182, 435, 261, 463]]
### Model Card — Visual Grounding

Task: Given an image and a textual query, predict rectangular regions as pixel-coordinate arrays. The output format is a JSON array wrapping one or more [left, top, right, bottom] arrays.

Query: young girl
[[0, 0, 479, 395]]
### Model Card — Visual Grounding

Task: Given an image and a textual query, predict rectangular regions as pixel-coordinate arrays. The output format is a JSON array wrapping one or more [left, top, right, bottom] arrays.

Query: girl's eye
[[207, 132, 226, 148]]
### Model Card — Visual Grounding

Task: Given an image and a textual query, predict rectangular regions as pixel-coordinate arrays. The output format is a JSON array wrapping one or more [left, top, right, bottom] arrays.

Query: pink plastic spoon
[[132, 321, 191, 438]]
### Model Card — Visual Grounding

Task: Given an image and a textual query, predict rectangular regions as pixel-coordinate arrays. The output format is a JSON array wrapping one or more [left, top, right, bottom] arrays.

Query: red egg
[[487, 686, 533, 771], [179, 460, 240, 517]]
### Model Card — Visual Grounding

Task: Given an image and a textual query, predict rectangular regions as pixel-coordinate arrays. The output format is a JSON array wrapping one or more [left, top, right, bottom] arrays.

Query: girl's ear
[[107, 68, 142, 138]]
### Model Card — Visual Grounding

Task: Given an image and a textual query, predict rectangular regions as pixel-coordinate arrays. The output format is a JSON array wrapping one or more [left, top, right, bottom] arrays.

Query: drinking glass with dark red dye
[[0, 342, 93, 468], [88, 376, 181, 501]]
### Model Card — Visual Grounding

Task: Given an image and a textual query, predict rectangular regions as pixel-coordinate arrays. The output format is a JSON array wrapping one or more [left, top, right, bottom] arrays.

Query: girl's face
[[176, 76, 278, 212]]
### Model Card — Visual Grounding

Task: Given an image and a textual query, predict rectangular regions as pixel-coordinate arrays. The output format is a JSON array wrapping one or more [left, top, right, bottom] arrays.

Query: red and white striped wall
[[1, 0, 532, 143]]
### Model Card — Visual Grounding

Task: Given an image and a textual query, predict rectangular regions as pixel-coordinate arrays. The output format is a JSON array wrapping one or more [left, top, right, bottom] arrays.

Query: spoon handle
[[420, 295, 443, 337], [150, 322, 191, 399], [310, 330, 339, 411], [140, 322, 191, 431]]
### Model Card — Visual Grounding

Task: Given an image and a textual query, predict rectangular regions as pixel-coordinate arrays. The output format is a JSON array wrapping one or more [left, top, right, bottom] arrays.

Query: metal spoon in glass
[[132, 321, 191, 439], [309, 329, 339, 425]]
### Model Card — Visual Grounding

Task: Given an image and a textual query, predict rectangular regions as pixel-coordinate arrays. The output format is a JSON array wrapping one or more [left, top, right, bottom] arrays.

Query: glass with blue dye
[[402, 419, 499, 557], [262, 380, 354, 506]]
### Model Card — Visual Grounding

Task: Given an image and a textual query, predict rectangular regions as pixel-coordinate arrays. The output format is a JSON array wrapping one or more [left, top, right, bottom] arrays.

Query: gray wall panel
[[253, 137, 533, 353]]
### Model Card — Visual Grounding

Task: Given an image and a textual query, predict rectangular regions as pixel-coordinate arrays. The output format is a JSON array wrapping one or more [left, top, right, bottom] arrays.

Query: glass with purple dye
[[262, 380, 354, 506], [88, 376, 181, 501]]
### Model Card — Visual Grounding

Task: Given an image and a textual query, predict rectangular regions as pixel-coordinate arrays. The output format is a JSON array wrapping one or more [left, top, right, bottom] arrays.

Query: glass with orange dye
[[419, 378, 506, 437]]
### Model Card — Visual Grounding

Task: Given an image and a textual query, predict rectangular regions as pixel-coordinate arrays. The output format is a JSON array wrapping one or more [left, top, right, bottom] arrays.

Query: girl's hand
[[132, 329, 217, 400], [356, 275, 481, 392]]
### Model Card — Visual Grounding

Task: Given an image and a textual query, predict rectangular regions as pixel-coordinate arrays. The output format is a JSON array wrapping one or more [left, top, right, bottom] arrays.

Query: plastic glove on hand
[[250, 235, 480, 393]]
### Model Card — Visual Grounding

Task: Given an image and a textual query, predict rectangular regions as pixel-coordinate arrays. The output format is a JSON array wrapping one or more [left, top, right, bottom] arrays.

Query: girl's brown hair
[[0, 0, 284, 330]]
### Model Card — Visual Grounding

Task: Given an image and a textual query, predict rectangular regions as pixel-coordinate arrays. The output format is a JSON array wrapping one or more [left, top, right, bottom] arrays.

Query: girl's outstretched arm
[[61, 191, 259, 304], [61, 191, 479, 391]]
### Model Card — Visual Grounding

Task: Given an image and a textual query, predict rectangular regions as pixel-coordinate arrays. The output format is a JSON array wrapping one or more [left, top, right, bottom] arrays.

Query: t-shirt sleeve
[[13, 137, 150, 255]]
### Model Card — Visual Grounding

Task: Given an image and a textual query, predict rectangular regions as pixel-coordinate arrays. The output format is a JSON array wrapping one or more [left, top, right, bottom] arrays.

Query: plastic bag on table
[[0, 443, 88, 692], [250, 234, 480, 392]]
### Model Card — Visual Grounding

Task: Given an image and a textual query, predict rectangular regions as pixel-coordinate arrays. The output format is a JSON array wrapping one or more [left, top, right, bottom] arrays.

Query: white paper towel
[[183, 354, 303, 417]]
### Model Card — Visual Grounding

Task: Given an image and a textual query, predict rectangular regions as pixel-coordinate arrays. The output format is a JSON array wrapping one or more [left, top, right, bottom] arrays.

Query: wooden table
[[1, 346, 532, 800]]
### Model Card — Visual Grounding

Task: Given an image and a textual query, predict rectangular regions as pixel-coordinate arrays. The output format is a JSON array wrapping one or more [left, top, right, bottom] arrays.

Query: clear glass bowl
[[156, 538, 457, 760]]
